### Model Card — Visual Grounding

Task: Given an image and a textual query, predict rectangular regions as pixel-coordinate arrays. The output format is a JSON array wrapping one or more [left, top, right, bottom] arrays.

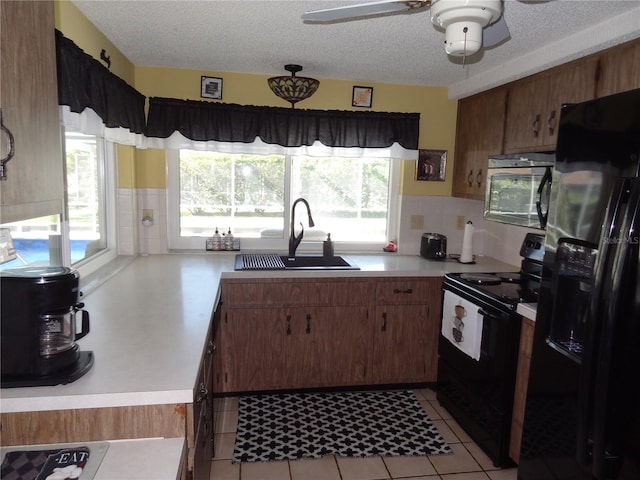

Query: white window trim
[[72, 139, 118, 278], [167, 148, 402, 253]]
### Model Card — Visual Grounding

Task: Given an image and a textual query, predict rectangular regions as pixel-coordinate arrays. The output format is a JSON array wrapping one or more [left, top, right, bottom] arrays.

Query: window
[[65, 132, 108, 263], [168, 149, 400, 252], [0, 132, 116, 275]]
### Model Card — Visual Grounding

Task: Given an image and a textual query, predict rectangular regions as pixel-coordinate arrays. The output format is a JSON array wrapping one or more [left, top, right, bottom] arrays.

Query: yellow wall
[[56, 1, 459, 195], [55, 1, 135, 83]]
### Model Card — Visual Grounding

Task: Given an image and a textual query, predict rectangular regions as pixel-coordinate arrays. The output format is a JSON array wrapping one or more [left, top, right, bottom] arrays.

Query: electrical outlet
[[143, 209, 153, 221], [410, 215, 424, 230], [456, 215, 465, 230]]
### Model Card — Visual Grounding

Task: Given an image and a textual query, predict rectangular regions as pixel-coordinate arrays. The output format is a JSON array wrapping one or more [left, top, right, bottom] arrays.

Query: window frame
[[64, 133, 118, 278], [166, 149, 401, 253]]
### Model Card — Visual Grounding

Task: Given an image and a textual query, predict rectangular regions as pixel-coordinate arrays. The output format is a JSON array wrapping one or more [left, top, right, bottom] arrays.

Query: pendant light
[[267, 64, 320, 108]]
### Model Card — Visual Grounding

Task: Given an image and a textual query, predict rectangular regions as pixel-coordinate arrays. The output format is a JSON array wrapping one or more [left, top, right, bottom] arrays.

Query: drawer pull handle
[[286, 315, 292, 335], [207, 340, 215, 356], [467, 169, 474, 187], [393, 288, 413, 294], [382, 312, 388, 332], [306, 313, 311, 334], [476, 168, 482, 188]]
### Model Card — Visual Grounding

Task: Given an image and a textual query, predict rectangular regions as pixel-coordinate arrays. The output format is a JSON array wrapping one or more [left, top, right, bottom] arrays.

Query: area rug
[[232, 390, 452, 463]]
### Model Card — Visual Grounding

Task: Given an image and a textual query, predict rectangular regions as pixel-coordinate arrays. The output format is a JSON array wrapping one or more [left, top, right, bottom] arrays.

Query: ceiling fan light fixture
[[430, 0, 502, 56], [444, 21, 483, 56], [267, 64, 320, 108]]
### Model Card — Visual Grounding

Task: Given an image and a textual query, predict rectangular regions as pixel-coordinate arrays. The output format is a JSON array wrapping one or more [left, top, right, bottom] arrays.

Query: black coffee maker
[[1, 266, 94, 388]]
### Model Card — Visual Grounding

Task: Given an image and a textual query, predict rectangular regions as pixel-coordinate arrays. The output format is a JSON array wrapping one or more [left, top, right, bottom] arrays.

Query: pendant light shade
[[267, 64, 320, 108]]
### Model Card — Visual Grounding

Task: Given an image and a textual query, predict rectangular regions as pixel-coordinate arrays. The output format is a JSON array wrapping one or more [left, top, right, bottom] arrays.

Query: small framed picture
[[352, 86, 373, 108], [201, 76, 223, 100], [416, 149, 447, 181]]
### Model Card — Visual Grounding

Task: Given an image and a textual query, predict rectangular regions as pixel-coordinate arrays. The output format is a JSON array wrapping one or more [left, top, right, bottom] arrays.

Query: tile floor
[[210, 388, 518, 480]]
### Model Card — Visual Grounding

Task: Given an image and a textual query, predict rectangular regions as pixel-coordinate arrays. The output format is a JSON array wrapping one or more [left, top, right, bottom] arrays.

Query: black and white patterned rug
[[232, 390, 452, 463]]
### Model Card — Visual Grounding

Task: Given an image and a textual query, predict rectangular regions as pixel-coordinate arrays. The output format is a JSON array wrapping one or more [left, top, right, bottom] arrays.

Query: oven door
[[437, 281, 522, 467]]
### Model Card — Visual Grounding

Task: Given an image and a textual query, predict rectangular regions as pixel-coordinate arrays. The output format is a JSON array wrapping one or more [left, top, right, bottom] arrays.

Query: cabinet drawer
[[223, 280, 369, 307], [375, 279, 432, 305]]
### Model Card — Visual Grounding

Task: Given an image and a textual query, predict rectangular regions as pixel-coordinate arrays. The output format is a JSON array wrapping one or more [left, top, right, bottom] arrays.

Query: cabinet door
[[371, 277, 442, 384], [596, 39, 640, 97], [505, 58, 598, 153], [543, 57, 599, 146], [220, 308, 287, 392], [287, 306, 370, 389], [0, 1, 64, 223], [504, 75, 551, 153], [453, 87, 507, 200], [372, 304, 431, 384]]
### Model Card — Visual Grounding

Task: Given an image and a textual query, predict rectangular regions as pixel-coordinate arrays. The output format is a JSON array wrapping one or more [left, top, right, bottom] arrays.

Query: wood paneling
[[509, 316, 535, 463], [0, 404, 186, 446]]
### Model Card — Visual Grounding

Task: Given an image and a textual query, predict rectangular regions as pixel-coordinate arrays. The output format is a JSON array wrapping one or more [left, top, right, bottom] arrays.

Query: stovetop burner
[[498, 272, 522, 283], [459, 273, 503, 285]]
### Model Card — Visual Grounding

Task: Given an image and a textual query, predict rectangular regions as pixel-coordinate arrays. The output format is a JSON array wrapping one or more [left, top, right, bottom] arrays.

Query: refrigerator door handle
[[575, 178, 628, 471], [536, 167, 552, 229], [591, 178, 640, 480]]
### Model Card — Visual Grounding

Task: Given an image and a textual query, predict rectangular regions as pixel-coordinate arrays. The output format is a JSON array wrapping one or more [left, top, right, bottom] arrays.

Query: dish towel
[[441, 290, 483, 361]]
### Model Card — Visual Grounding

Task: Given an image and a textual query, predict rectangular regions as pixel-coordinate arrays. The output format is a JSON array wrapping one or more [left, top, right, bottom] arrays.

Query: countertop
[[0, 252, 518, 414], [1, 438, 185, 480]]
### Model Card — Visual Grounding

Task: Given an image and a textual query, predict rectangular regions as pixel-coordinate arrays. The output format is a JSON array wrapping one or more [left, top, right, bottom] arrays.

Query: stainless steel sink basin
[[234, 253, 359, 270]]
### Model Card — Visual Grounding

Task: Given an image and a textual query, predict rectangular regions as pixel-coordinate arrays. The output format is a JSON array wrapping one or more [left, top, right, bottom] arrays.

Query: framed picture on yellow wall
[[416, 149, 447, 181], [352, 86, 373, 108], [201, 76, 223, 100]]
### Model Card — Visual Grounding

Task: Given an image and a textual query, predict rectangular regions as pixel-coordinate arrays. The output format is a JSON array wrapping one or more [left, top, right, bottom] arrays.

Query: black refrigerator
[[518, 88, 640, 480]]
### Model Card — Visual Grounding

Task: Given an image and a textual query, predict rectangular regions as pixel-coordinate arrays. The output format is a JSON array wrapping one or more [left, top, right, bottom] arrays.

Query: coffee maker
[[1, 266, 94, 388]]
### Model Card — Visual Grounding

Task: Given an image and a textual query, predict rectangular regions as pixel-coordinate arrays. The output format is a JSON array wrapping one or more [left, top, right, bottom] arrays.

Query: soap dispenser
[[212, 227, 222, 251], [224, 228, 234, 250], [323, 233, 334, 257]]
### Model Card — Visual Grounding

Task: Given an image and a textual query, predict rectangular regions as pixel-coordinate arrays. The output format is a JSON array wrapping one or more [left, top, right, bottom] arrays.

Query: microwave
[[484, 153, 555, 229]]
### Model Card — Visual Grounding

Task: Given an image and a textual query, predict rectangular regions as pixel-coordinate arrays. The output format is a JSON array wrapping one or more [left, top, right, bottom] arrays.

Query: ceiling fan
[[302, 0, 511, 58]]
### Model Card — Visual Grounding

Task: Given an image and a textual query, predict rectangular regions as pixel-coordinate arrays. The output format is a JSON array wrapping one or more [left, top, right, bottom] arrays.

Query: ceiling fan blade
[[482, 15, 510, 48], [302, 0, 431, 23]]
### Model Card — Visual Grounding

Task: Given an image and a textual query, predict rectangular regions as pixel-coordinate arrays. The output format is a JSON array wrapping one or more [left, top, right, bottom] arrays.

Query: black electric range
[[443, 233, 544, 311], [437, 233, 544, 468]]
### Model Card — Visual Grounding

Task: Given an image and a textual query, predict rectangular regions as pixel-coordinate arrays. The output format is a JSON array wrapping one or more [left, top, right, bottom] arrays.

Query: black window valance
[[55, 30, 146, 135], [145, 97, 419, 150]]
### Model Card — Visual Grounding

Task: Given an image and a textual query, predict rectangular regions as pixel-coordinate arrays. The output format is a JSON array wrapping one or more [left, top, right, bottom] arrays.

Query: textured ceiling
[[72, 0, 640, 93]]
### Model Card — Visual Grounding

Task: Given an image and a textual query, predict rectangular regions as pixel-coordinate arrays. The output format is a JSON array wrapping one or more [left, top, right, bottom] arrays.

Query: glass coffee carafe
[[39, 304, 90, 358]]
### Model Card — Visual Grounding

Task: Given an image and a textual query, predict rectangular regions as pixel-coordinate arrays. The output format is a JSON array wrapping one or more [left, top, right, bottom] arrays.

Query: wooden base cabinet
[[219, 276, 442, 393], [219, 279, 371, 392], [371, 277, 441, 384]]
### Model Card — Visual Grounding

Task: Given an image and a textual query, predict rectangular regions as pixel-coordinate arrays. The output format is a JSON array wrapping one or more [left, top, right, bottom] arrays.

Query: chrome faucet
[[289, 198, 315, 257]]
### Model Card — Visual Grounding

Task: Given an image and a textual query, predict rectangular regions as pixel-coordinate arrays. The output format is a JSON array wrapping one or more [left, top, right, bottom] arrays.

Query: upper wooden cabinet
[[596, 39, 640, 97], [504, 57, 599, 153], [0, 0, 64, 223], [453, 86, 507, 201]]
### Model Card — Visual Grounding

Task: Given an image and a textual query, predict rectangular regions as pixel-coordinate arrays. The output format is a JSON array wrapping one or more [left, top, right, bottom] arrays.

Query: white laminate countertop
[[517, 303, 537, 320], [1, 438, 185, 480], [0, 252, 517, 413]]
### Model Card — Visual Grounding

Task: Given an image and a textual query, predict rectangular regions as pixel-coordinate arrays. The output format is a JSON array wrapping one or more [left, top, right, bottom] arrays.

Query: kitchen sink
[[234, 253, 360, 270]]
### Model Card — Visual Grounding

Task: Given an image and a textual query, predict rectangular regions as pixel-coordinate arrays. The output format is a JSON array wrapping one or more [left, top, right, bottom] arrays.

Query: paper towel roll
[[460, 221, 474, 263]]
